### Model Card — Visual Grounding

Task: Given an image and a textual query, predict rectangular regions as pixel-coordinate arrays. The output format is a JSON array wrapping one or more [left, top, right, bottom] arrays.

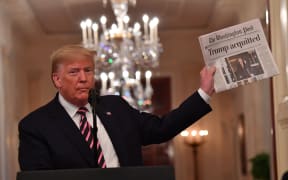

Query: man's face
[[52, 57, 95, 107]]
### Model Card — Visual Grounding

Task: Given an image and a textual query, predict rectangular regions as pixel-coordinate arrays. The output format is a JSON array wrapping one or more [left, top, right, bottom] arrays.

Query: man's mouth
[[78, 88, 89, 92]]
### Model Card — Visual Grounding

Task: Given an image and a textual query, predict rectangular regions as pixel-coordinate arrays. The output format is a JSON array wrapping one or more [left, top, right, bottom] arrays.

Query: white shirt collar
[[58, 93, 92, 118]]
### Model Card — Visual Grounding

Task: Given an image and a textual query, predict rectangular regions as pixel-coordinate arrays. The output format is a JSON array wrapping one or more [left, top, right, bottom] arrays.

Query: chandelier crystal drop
[[80, 0, 162, 112]]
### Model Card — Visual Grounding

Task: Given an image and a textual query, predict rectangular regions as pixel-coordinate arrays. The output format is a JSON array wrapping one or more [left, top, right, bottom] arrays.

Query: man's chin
[[78, 93, 89, 99], [75, 92, 88, 100]]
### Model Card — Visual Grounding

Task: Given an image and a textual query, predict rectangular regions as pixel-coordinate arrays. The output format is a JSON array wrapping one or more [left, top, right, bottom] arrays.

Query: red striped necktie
[[77, 107, 106, 168]]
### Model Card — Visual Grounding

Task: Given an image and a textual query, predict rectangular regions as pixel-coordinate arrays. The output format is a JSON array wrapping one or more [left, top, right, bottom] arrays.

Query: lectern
[[17, 166, 175, 180]]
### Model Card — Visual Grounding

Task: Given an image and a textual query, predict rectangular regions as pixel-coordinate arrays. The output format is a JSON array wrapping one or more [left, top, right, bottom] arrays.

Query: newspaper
[[198, 19, 279, 93]]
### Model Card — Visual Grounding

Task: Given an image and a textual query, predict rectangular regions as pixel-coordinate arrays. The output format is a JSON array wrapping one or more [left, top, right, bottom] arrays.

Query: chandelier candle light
[[80, 0, 162, 112]]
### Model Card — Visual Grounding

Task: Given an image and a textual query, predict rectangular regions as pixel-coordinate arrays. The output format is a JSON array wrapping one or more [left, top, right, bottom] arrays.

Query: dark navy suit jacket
[[18, 91, 211, 170]]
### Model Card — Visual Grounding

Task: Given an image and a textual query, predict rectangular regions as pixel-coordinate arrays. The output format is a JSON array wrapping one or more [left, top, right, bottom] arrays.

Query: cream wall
[[23, 35, 80, 109], [270, 0, 288, 179], [0, 3, 29, 180], [158, 30, 205, 107]]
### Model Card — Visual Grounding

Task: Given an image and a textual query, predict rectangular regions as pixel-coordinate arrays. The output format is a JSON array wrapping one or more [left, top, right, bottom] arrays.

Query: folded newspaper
[[198, 19, 279, 93]]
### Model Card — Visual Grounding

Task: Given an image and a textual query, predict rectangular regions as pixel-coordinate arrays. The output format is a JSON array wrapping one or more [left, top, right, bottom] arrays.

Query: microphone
[[88, 88, 99, 126], [88, 88, 99, 108], [88, 88, 100, 165]]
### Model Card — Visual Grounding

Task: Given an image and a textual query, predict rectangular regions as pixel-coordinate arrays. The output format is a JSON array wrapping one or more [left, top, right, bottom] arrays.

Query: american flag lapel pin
[[106, 111, 112, 116]]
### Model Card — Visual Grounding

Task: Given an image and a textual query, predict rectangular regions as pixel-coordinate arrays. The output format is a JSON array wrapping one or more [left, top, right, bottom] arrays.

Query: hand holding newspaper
[[198, 19, 279, 93]]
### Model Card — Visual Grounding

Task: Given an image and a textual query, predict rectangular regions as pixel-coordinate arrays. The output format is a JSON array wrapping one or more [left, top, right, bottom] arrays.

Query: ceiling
[[3, 0, 267, 37], [27, 0, 217, 34]]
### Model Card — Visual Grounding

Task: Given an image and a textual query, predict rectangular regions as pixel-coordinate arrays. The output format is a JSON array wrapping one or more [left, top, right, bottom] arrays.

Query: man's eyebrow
[[84, 67, 93, 69], [68, 67, 80, 71]]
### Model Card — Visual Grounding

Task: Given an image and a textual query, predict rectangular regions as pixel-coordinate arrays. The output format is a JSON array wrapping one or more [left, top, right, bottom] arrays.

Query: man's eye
[[85, 68, 93, 73], [69, 70, 78, 75]]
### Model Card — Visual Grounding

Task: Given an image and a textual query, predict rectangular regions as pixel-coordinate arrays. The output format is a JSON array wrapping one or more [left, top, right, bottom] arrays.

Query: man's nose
[[79, 71, 87, 81]]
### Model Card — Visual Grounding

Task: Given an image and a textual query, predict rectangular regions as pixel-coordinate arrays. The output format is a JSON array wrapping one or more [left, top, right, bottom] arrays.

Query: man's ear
[[52, 73, 62, 88]]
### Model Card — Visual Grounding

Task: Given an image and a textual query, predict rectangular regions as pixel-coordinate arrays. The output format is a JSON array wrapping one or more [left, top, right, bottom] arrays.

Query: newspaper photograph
[[198, 19, 279, 93]]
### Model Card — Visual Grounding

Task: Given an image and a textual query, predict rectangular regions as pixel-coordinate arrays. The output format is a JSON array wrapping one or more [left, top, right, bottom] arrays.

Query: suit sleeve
[[18, 119, 53, 170], [136, 91, 212, 145]]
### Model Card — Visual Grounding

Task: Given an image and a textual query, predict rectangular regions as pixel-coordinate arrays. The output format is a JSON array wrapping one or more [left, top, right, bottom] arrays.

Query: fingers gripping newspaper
[[199, 19, 279, 93]]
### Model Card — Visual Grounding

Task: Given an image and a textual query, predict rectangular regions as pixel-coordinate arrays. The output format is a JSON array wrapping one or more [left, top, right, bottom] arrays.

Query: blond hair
[[50, 44, 95, 73]]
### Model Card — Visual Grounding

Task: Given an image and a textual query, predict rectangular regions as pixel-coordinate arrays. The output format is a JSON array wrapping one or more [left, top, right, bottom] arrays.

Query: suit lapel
[[48, 96, 96, 167], [95, 101, 129, 166]]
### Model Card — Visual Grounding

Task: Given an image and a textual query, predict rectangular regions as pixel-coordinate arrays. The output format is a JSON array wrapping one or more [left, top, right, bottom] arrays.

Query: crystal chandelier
[[80, 0, 162, 112]]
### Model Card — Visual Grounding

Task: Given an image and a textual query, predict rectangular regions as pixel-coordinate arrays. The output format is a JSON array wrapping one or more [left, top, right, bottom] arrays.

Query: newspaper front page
[[198, 19, 279, 93]]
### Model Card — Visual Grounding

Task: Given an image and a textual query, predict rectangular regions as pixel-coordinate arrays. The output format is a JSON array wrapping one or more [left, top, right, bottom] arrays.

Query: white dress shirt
[[58, 93, 120, 167]]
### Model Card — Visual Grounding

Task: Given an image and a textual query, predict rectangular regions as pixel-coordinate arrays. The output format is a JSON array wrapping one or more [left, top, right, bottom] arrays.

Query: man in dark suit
[[18, 44, 216, 170]]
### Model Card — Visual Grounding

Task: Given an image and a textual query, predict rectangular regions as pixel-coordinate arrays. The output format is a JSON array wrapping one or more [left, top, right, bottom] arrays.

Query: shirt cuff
[[197, 88, 211, 104]]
